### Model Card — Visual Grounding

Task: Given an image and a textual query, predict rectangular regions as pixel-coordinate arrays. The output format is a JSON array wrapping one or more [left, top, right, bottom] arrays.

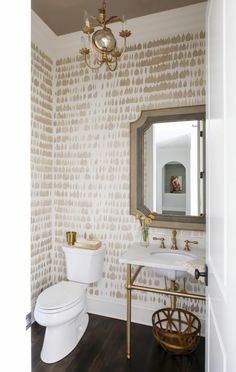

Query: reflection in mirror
[[144, 120, 204, 216]]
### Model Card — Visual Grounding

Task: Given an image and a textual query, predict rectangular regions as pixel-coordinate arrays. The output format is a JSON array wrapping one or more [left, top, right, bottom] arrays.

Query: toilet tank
[[62, 245, 105, 283]]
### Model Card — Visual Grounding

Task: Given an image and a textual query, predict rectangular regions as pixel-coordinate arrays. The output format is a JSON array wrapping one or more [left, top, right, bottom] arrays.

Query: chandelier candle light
[[80, 0, 131, 71]]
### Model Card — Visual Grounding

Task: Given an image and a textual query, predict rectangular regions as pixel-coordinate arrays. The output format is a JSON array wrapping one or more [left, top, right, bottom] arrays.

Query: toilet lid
[[37, 281, 84, 310]]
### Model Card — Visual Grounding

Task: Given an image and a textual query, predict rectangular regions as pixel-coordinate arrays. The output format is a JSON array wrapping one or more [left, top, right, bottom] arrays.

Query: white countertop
[[119, 243, 205, 277]]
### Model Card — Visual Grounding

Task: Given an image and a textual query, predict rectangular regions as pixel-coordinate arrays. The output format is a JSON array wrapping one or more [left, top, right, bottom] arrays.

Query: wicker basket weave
[[152, 308, 201, 355]]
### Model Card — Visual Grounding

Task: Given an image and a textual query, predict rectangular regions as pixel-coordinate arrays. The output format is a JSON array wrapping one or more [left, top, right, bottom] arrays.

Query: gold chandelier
[[80, 0, 131, 71]]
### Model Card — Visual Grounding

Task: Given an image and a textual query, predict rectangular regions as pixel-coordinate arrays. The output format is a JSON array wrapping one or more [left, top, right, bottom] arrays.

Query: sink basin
[[149, 250, 196, 280], [150, 251, 195, 263]]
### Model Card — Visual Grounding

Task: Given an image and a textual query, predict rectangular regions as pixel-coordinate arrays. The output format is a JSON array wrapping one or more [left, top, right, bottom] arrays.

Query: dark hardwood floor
[[31, 314, 205, 372]]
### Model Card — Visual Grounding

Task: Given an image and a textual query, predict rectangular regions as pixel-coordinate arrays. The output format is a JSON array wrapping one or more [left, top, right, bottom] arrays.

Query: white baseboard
[[87, 296, 155, 326], [32, 295, 205, 337], [87, 296, 205, 337]]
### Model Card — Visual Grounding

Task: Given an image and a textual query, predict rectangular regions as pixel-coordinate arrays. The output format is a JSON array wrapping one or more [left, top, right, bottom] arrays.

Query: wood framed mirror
[[130, 105, 206, 231]]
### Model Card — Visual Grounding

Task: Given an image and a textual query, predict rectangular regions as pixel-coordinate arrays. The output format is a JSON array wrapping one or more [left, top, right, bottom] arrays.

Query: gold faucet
[[171, 229, 178, 250]]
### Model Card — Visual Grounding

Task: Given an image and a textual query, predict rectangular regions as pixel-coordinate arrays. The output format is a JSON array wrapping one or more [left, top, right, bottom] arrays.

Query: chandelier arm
[[106, 58, 118, 72], [84, 54, 103, 70], [110, 37, 127, 60], [105, 16, 121, 25], [106, 55, 117, 64]]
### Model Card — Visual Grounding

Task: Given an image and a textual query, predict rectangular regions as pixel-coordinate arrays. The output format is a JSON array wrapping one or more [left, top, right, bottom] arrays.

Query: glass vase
[[140, 226, 149, 246]]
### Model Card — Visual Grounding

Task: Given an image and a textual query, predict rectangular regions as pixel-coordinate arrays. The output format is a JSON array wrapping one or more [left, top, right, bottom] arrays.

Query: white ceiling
[[154, 121, 198, 148], [31, 0, 207, 36]]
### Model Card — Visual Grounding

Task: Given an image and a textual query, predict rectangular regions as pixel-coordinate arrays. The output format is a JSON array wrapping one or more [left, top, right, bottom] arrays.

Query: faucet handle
[[184, 240, 198, 251], [153, 236, 166, 249]]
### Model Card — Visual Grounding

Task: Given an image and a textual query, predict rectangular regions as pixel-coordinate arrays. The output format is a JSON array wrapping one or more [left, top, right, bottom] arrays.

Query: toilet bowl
[[34, 245, 105, 363], [34, 281, 88, 363]]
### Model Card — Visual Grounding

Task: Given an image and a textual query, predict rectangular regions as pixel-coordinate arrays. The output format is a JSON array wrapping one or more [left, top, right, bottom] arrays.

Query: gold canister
[[66, 231, 77, 245]]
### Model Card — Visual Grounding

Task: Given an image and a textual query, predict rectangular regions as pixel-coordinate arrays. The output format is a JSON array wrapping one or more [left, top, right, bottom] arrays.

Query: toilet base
[[41, 312, 89, 363]]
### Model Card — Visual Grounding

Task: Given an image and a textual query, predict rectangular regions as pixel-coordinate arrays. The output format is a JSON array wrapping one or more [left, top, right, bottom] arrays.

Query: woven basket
[[152, 308, 201, 355]]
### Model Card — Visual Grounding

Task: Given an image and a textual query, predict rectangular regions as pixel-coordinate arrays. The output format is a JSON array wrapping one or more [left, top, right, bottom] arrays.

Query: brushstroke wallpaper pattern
[[31, 43, 53, 304], [53, 32, 205, 306]]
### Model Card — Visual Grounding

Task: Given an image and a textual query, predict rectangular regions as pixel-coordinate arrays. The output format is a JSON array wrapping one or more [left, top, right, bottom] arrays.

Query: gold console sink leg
[[170, 280, 177, 309], [126, 264, 131, 359]]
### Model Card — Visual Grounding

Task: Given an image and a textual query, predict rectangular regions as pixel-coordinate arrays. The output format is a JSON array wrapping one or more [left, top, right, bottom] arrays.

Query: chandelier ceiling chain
[[80, 0, 131, 71]]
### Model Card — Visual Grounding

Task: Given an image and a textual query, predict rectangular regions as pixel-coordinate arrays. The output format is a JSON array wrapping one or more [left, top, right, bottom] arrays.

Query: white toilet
[[34, 245, 105, 364]]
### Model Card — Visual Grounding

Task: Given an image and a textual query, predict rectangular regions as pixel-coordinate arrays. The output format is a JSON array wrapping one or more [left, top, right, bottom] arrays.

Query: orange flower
[[134, 212, 156, 227], [144, 217, 152, 225], [148, 212, 158, 220]]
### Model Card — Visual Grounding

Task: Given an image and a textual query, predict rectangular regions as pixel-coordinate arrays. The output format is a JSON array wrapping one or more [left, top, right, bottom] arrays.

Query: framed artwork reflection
[[170, 176, 182, 192]]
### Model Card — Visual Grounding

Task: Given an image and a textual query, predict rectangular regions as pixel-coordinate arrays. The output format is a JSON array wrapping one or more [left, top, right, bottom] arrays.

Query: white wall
[[163, 193, 186, 212]]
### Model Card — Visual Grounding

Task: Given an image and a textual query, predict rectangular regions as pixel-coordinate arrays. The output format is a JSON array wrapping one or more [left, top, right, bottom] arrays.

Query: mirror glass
[[143, 120, 204, 216]]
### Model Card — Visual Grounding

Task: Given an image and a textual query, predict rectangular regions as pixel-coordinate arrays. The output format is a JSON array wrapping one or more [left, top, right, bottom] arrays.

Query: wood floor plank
[[31, 314, 205, 372]]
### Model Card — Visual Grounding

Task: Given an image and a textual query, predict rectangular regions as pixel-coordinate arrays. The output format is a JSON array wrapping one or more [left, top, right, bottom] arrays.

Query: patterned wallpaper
[[51, 31, 206, 317], [31, 43, 53, 306]]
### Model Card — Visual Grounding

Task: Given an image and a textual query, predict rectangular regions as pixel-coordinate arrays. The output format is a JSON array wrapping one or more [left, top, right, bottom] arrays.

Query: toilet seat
[[36, 281, 85, 313]]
